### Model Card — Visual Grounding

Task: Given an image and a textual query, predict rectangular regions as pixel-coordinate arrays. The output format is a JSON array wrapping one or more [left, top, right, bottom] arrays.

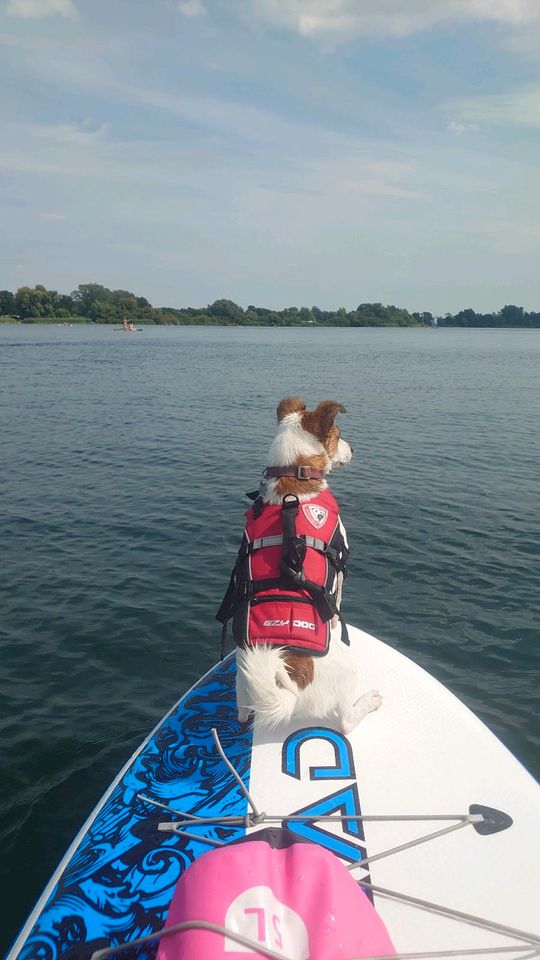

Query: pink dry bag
[[158, 827, 395, 960]]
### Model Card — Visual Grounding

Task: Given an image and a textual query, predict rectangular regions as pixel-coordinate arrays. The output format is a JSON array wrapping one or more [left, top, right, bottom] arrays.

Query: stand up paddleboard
[[7, 626, 540, 960]]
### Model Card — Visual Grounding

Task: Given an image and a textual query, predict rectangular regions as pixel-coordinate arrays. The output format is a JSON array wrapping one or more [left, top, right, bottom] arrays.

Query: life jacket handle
[[279, 495, 307, 582]]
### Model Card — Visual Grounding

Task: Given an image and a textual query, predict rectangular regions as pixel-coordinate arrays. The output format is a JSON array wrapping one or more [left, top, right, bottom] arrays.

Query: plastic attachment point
[[469, 804, 513, 835]]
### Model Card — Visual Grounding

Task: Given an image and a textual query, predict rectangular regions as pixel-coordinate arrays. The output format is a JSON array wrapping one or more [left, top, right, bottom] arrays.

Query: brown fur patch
[[302, 401, 346, 445], [277, 396, 306, 422], [324, 424, 340, 458], [283, 652, 314, 689]]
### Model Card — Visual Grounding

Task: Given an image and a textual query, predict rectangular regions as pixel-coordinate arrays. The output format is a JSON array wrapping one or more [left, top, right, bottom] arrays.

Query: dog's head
[[264, 397, 352, 503], [275, 396, 352, 468]]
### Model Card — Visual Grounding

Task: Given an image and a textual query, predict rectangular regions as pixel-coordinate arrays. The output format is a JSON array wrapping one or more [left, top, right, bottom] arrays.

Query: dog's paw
[[340, 690, 383, 734], [237, 707, 251, 724], [359, 689, 382, 714]]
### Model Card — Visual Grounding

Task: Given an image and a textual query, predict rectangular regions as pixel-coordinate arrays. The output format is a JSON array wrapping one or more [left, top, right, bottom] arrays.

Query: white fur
[[269, 412, 327, 463], [236, 628, 381, 734], [335, 438, 352, 466], [236, 646, 298, 727]]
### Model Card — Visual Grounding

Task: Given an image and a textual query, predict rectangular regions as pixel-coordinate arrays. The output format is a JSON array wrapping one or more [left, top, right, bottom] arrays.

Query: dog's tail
[[237, 646, 298, 728]]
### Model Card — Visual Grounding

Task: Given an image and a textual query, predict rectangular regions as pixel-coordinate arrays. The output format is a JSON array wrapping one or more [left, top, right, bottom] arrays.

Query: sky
[[1, 0, 540, 314]]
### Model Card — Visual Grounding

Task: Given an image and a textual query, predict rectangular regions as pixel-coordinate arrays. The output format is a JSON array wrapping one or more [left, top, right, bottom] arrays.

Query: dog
[[220, 396, 381, 734]]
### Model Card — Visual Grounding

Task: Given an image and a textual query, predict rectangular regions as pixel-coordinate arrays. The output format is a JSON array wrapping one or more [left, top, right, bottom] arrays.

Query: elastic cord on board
[[87, 920, 540, 960]]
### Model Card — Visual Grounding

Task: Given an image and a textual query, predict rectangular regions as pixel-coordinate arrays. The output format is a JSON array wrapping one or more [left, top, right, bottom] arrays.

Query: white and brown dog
[[226, 396, 381, 734]]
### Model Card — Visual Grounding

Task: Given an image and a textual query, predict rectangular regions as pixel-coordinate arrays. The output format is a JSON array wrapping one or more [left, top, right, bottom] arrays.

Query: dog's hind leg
[[338, 689, 382, 735]]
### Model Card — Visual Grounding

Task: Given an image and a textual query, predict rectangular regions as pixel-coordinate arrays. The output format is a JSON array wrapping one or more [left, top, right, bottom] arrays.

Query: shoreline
[[1, 318, 538, 329]]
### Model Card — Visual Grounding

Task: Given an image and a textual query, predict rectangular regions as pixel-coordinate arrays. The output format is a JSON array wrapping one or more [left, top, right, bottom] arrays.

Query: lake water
[[1, 323, 539, 953]]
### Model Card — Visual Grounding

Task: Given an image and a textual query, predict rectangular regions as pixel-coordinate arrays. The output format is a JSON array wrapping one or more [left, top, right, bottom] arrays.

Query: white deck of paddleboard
[[248, 625, 540, 956]]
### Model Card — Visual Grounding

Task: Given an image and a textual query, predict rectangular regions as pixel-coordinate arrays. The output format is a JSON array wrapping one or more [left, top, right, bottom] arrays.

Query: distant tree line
[[0, 285, 154, 322], [0, 284, 539, 327], [437, 305, 540, 327]]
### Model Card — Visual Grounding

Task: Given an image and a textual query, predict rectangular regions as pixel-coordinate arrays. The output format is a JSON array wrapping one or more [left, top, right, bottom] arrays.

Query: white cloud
[[448, 85, 540, 128], [178, 0, 206, 17], [240, 0, 540, 39], [40, 212, 66, 221], [5, 0, 76, 18], [447, 119, 478, 135], [0, 116, 424, 209], [465, 216, 540, 255], [26, 121, 110, 144], [448, 120, 468, 135]]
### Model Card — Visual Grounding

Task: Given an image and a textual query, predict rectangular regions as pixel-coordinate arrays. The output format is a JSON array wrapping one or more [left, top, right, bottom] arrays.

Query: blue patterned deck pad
[[11, 656, 252, 960]]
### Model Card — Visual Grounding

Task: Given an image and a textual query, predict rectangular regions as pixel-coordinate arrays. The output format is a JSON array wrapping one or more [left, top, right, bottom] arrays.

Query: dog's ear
[[303, 401, 346, 440], [276, 396, 306, 422]]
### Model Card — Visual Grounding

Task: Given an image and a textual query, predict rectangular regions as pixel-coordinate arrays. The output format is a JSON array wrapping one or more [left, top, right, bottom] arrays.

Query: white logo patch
[[302, 503, 328, 530], [225, 885, 309, 957]]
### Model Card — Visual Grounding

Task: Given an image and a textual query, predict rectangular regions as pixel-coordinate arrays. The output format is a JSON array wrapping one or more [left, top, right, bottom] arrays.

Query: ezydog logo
[[262, 619, 316, 630]]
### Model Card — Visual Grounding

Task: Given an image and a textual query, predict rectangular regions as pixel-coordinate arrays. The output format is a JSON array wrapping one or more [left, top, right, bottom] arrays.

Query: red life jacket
[[217, 490, 349, 656]]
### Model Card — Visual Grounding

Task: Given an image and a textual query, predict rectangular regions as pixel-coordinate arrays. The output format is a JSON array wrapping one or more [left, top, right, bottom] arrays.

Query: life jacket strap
[[281, 494, 300, 540], [237, 537, 347, 579], [248, 534, 329, 554], [216, 568, 242, 626], [245, 492, 265, 517], [247, 578, 337, 624], [279, 495, 306, 583], [251, 535, 283, 550]]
